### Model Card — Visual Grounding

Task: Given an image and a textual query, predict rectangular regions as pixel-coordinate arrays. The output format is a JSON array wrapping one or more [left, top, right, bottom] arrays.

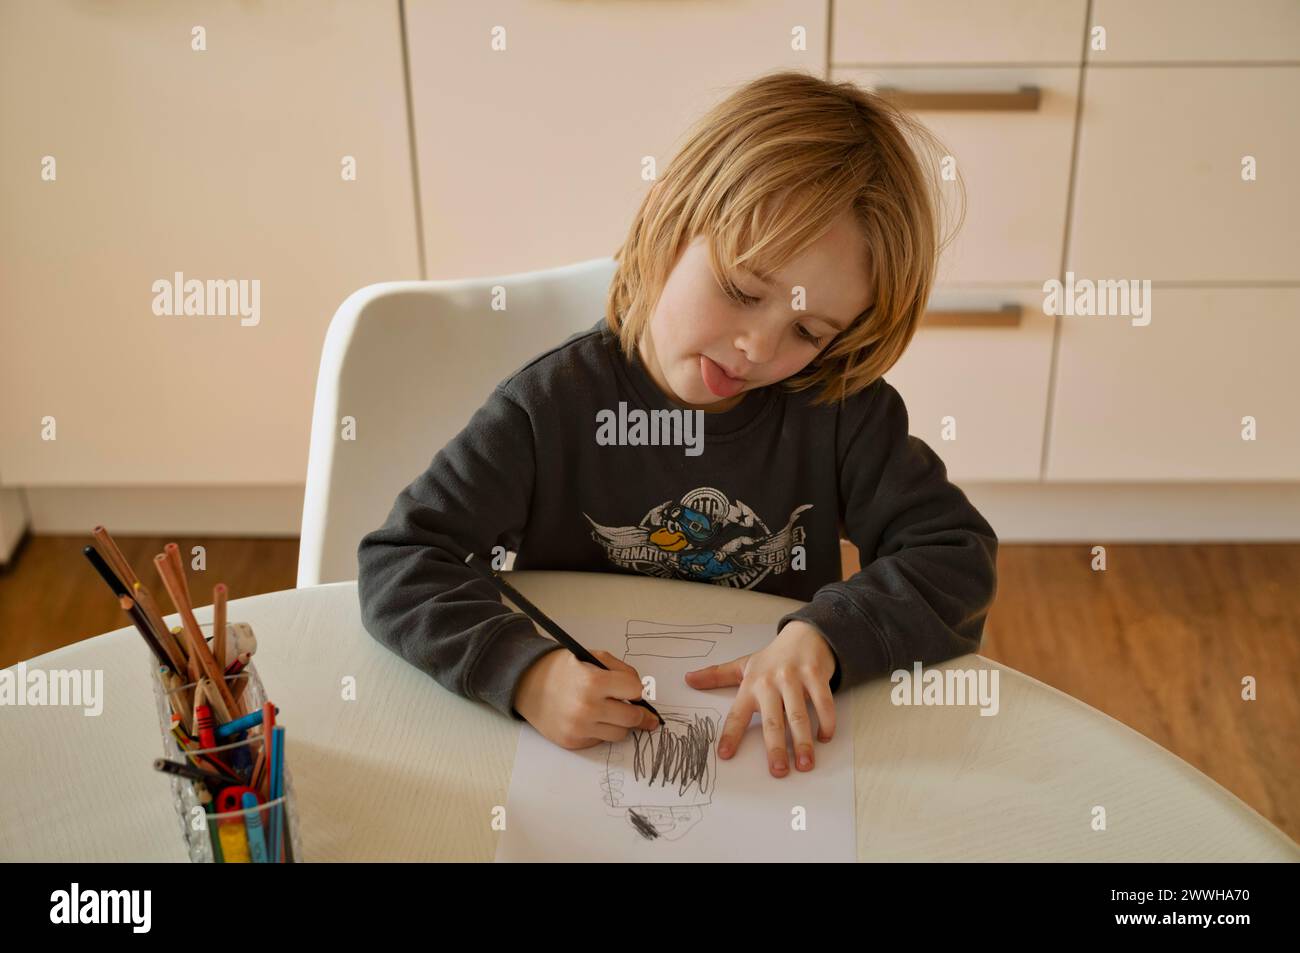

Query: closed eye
[[722, 279, 826, 347], [721, 279, 761, 307], [797, 325, 824, 347]]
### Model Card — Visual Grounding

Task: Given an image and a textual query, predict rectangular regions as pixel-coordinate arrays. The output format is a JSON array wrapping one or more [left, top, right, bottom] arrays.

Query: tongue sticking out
[[700, 355, 744, 399]]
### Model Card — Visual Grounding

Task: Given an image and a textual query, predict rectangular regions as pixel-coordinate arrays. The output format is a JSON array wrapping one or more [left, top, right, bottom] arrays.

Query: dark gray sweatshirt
[[357, 317, 998, 721]]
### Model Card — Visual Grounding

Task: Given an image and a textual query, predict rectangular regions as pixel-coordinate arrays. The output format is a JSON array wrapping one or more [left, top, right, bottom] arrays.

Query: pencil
[[120, 594, 168, 666], [155, 552, 239, 714], [168, 684, 194, 735], [213, 583, 227, 673], [83, 544, 171, 666], [192, 678, 206, 730], [250, 729, 265, 793], [199, 676, 232, 725], [258, 702, 276, 801], [164, 542, 191, 605], [228, 668, 251, 718], [172, 625, 199, 683], [135, 580, 188, 672], [463, 551, 663, 726], [159, 665, 186, 724], [172, 717, 239, 780], [92, 527, 181, 667], [154, 757, 228, 785]]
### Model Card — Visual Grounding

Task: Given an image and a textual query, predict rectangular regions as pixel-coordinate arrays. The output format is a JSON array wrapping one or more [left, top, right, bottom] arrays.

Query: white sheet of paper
[[495, 616, 856, 861]]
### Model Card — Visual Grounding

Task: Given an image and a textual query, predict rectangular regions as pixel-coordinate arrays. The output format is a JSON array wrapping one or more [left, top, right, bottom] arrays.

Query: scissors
[[215, 785, 265, 863]]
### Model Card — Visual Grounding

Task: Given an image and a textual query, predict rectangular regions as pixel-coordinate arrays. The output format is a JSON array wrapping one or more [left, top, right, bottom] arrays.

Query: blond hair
[[605, 69, 964, 407]]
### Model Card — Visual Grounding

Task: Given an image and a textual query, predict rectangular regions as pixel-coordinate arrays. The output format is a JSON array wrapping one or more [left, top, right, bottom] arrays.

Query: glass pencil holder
[[150, 621, 303, 863]]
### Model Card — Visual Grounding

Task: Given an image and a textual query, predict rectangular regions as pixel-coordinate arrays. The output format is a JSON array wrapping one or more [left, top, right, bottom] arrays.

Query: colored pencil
[[154, 553, 238, 714], [91, 526, 184, 669], [164, 542, 191, 605], [213, 583, 228, 673]]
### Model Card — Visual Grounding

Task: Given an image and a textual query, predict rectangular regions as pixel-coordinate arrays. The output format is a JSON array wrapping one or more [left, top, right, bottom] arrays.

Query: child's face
[[638, 208, 873, 413]]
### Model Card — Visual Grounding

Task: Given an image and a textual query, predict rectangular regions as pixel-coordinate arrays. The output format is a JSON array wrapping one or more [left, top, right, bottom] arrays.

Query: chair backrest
[[297, 257, 618, 587]]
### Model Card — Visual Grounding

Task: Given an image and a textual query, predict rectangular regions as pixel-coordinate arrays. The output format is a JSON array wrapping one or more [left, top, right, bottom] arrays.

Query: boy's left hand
[[684, 620, 838, 777]]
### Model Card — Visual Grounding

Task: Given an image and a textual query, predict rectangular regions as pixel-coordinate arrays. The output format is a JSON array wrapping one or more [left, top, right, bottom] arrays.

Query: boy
[[358, 70, 997, 779]]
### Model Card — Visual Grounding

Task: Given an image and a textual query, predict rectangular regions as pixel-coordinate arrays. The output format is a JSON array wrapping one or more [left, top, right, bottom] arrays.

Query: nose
[[733, 320, 781, 368]]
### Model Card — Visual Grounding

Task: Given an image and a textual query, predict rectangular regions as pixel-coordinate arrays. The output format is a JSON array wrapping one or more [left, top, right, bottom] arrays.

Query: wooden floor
[[3, 534, 1296, 846]]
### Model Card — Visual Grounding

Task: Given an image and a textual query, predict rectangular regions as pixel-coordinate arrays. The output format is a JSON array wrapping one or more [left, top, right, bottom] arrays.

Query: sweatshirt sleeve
[[776, 378, 998, 694], [356, 384, 564, 721]]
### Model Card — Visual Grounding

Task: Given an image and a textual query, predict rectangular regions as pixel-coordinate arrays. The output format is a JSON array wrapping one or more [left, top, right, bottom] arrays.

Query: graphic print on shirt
[[584, 486, 812, 590]]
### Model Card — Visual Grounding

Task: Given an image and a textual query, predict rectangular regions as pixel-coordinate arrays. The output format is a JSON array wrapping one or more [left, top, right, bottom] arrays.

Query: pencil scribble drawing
[[600, 620, 731, 841]]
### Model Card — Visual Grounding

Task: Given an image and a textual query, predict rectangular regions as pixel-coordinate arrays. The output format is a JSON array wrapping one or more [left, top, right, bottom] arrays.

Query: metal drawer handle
[[875, 85, 1042, 112], [922, 304, 1023, 327]]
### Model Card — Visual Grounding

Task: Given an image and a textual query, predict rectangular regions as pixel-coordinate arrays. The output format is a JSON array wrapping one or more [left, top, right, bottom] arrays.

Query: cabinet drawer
[[1046, 288, 1300, 480], [835, 68, 1079, 286], [1089, 0, 1300, 62], [834, 0, 1087, 64], [1069, 67, 1300, 282], [886, 289, 1055, 481]]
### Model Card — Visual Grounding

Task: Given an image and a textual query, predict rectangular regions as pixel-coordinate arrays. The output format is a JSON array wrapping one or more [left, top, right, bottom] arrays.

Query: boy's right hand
[[513, 648, 660, 749]]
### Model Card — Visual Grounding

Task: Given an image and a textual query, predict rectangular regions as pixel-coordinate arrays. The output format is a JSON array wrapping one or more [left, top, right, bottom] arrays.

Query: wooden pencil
[[167, 623, 198, 684], [133, 580, 188, 671], [84, 540, 185, 673], [229, 662, 252, 712], [191, 678, 206, 732], [250, 730, 266, 792], [155, 553, 238, 714], [213, 583, 227, 673], [112, 592, 167, 667], [165, 671, 194, 734], [92, 527, 180, 667], [199, 675, 232, 725], [260, 702, 276, 801], [164, 542, 191, 605]]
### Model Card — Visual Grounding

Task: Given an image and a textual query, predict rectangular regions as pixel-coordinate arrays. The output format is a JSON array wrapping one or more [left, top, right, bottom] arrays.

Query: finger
[[751, 680, 790, 777], [684, 655, 749, 690], [583, 720, 632, 744], [779, 678, 816, 771], [716, 691, 757, 760], [592, 649, 631, 672], [587, 653, 648, 702], [807, 679, 836, 743], [594, 697, 655, 730]]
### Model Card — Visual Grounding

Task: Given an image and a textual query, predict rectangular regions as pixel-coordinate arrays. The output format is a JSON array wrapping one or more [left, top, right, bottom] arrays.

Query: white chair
[[297, 257, 619, 587]]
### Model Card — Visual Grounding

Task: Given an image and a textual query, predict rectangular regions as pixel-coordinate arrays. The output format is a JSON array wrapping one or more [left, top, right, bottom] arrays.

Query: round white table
[[2, 572, 1295, 861]]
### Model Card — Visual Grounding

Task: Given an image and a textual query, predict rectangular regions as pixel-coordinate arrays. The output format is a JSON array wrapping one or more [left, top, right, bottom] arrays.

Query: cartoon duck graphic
[[647, 503, 753, 580], [585, 488, 812, 588]]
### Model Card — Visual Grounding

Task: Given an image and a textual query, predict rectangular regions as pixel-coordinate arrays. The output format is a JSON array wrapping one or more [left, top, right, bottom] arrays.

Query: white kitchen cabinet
[[887, 290, 1056, 481], [1089, 0, 1300, 62], [1069, 67, 1300, 282], [835, 67, 1079, 286], [0, 1, 420, 485], [1045, 288, 1300, 481], [834, 0, 1087, 64]]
